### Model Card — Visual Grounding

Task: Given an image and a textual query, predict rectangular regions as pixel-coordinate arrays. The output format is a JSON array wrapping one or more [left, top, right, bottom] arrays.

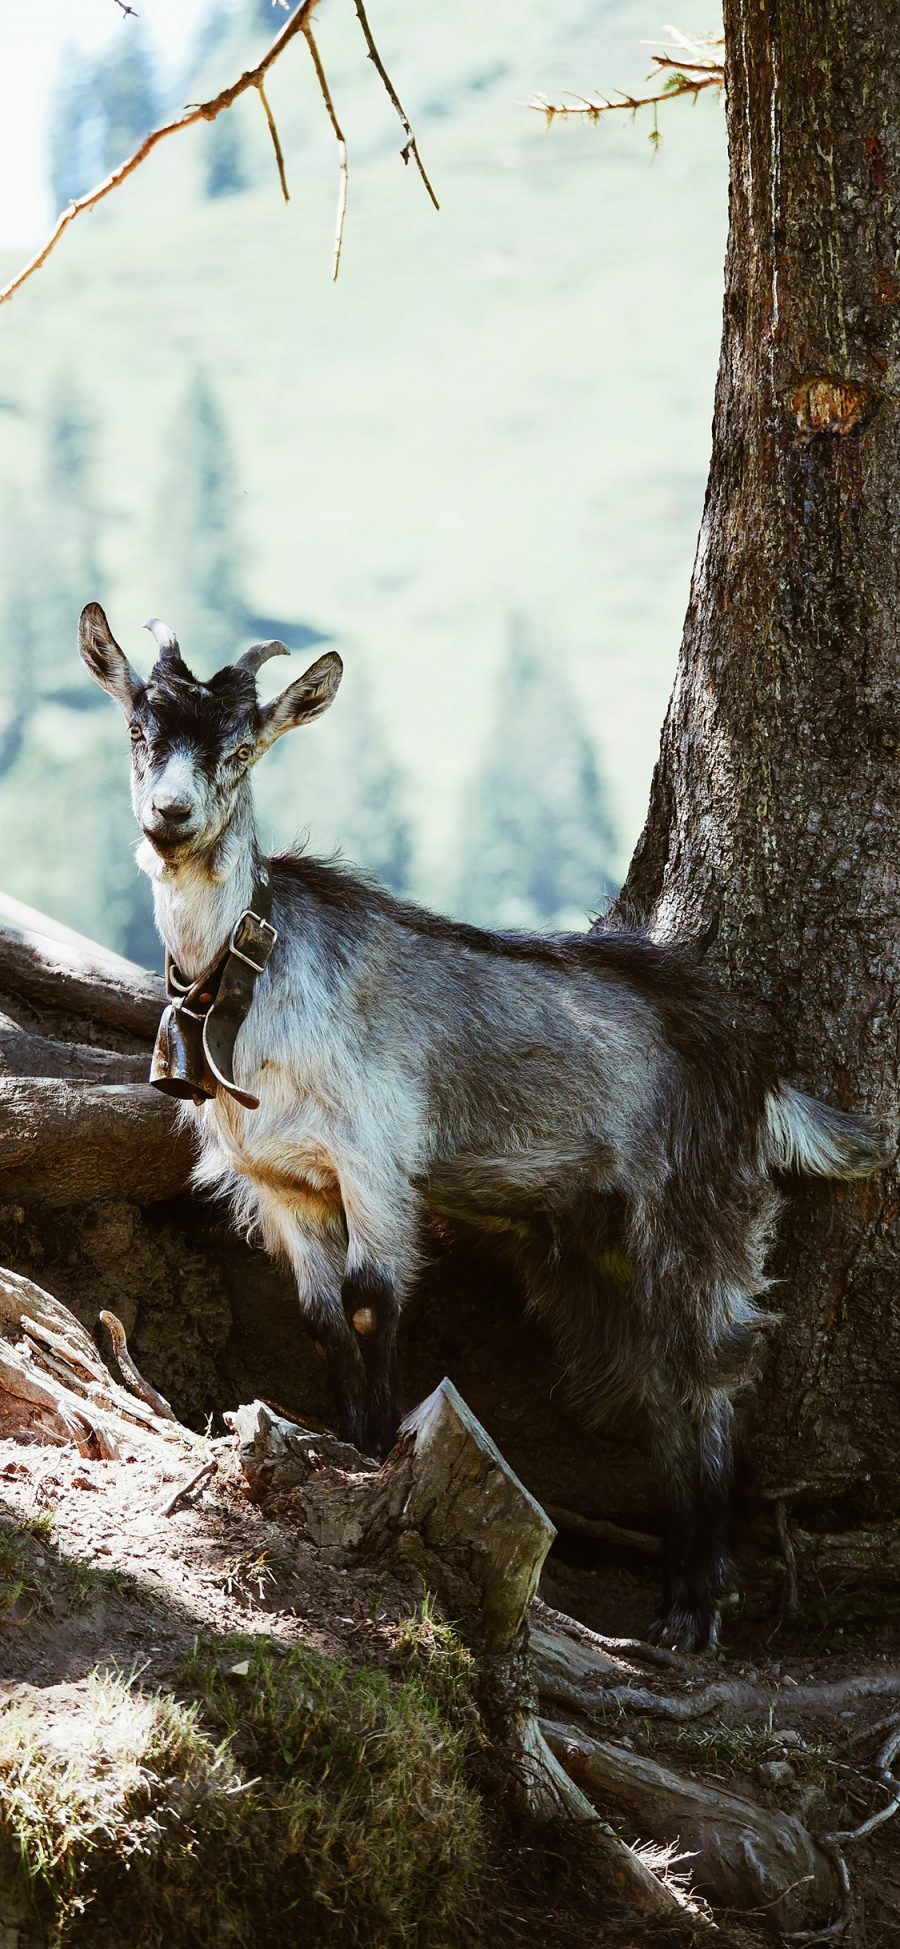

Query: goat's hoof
[[647, 1601, 721, 1654]]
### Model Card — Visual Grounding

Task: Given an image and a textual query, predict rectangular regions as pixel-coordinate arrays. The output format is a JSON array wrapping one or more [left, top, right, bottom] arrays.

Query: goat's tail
[[763, 1084, 891, 1180]]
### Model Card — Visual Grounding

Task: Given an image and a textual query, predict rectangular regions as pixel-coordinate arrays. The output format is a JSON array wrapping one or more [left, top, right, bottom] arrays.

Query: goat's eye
[[130, 722, 144, 745], [236, 744, 252, 765]]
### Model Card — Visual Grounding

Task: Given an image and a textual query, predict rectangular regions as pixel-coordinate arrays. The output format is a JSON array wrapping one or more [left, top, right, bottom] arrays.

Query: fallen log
[[0, 1078, 194, 1204], [0, 924, 163, 1038], [0, 1012, 148, 1084], [541, 1718, 836, 1932]]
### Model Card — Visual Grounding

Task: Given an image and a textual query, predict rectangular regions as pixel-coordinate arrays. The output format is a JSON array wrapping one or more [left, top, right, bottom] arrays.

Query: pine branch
[[528, 34, 724, 127]]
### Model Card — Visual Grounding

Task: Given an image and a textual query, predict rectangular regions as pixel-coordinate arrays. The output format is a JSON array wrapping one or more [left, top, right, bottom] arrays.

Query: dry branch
[[1, 0, 438, 303], [303, 26, 349, 281], [528, 32, 724, 127], [257, 79, 290, 201], [351, 0, 439, 208], [100, 1310, 176, 1421], [0, 0, 325, 306], [541, 1718, 836, 1931]]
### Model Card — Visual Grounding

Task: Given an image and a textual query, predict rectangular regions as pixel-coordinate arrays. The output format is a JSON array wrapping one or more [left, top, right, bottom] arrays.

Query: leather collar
[[149, 865, 277, 1111]]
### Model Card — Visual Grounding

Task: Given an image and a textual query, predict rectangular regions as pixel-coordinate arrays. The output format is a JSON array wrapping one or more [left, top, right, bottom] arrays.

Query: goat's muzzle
[[142, 821, 197, 858]]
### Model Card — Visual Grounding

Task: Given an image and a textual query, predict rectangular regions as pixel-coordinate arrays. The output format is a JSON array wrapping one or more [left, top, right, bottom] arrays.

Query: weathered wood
[[230, 1378, 556, 1651], [518, 1715, 687, 1921], [0, 1013, 148, 1084], [0, 1078, 194, 1204], [228, 1384, 690, 1920], [0, 1265, 199, 1455], [541, 1719, 836, 1932], [0, 924, 164, 1038]]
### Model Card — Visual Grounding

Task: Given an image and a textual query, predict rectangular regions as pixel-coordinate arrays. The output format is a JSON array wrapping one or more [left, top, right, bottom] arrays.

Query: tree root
[[541, 1717, 836, 1930]]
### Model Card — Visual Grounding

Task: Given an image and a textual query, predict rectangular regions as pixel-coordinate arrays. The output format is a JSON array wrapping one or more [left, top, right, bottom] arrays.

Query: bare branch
[[257, 79, 290, 202], [529, 32, 724, 128], [351, 0, 439, 210], [303, 26, 349, 281], [528, 71, 723, 124], [0, 0, 325, 307]]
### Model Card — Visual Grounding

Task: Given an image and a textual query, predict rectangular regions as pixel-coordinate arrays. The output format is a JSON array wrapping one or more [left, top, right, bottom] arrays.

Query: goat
[[78, 601, 889, 1650]]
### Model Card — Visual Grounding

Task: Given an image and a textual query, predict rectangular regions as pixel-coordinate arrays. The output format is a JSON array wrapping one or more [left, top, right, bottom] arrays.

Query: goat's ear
[[78, 603, 142, 718], [256, 652, 343, 751]]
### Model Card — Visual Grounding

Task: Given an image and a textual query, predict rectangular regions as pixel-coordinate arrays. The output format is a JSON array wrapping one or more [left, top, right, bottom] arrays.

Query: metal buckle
[[228, 910, 278, 974]]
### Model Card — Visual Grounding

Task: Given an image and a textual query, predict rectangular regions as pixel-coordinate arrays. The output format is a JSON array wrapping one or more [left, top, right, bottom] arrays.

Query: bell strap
[[149, 867, 277, 1111]]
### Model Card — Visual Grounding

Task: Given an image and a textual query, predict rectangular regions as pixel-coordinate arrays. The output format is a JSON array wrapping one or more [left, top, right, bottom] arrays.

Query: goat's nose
[[151, 798, 192, 825]]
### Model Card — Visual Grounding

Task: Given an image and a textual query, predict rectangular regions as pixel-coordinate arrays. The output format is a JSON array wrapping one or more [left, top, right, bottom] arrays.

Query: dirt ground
[[2, 1412, 900, 1948]]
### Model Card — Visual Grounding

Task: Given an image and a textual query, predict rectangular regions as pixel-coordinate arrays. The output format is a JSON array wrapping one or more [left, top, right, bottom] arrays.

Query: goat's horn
[[143, 617, 182, 663], [233, 641, 290, 679]]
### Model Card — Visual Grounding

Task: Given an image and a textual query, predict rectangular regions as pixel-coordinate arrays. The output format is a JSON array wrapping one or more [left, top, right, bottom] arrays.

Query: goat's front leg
[[338, 1168, 421, 1460], [273, 1214, 374, 1456]]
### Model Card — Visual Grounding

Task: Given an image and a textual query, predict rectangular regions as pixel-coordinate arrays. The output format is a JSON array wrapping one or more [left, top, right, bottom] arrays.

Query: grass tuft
[[0, 1631, 486, 1948]]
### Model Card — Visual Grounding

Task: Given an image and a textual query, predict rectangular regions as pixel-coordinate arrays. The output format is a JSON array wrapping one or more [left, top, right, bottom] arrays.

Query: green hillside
[[0, 0, 727, 962]]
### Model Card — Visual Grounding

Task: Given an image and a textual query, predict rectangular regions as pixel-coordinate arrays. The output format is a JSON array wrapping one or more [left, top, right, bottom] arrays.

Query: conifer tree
[[205, 115, 248, 200], [95, 31, 159, 175], [154, 371, 245, 667], [457, 620, 617, 929]]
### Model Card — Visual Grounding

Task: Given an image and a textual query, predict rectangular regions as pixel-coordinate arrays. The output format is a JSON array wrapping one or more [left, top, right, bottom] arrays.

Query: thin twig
[[257, 80, 290, 201], [160, 1457, 217, 1518], [303, 25, 348, 280], [823, 1727, 900, 1846], [351, 0, 439, 209], [527, 71, 723, 123], [784, 1844, 852, 1946], [0, 0, 324, 306], [99, 1310, 176, 1422]]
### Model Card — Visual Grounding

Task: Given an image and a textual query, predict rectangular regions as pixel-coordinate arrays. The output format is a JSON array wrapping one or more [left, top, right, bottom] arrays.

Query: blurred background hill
[[0, 0, 726, 967]]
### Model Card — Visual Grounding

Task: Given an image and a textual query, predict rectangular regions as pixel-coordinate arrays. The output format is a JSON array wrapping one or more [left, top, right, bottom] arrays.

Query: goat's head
[[78, 602, 343, 863]]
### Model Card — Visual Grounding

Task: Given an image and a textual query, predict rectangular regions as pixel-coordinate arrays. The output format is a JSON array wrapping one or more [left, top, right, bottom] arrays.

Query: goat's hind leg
[[645, 1374, 737, 1651]]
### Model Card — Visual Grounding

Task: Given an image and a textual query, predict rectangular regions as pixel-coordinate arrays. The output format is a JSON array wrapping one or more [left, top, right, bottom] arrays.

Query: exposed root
[[99, 1310, 176, 1422], [543, 1503, 661, 1557]]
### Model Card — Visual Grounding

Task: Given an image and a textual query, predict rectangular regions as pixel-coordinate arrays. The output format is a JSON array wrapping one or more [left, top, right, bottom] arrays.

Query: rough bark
[[0, 1078, 195, 1205], [0, 1012, 148, 1083], [0, 924, 164, 1038], [620, 4, 900, 1520]]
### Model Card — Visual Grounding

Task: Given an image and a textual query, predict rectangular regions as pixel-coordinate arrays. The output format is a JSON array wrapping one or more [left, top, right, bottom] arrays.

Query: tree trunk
[[621, 2, 900, 1524]]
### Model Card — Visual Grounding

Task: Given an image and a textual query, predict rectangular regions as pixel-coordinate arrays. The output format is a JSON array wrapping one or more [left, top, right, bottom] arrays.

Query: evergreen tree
[[329, 668, 413, 894], [96, 31, 159, 174], [205, 114, 248, 200], [48, 47, 104, 210], [254, 665, 414, 899], [456, 620, 617, 929], [154, 370, 245, 667]]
